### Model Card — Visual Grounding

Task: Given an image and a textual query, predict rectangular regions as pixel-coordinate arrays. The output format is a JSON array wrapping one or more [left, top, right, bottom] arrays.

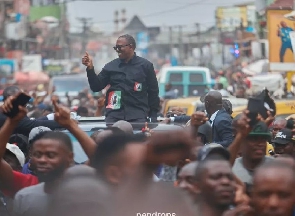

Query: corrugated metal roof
[[267, 0, 293, 10]]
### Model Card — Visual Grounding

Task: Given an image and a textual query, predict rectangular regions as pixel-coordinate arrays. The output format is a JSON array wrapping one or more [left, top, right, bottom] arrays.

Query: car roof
[[61, 119, 184, 164], [60, 120, 184, 133]]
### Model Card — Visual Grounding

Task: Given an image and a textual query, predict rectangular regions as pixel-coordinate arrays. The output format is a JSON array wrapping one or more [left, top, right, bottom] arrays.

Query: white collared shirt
[[209, 110, 219, 126]]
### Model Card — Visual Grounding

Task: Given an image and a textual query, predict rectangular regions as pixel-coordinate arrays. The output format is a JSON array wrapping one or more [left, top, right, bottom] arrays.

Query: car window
[[167, 107, 188, 114], [65, 131, 93, 164], [276, 114, 293, 119], [63, 124, 184, 164]]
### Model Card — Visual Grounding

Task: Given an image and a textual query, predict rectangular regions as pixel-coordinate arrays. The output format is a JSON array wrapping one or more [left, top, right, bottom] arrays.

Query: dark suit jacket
[[174, 115, 191, 124], [0, 113, 62, 137], [212, 109, 234, 148]]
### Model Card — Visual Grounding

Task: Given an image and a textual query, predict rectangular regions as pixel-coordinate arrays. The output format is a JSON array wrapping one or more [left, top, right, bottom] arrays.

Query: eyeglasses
[[113, 44, 131, 51]]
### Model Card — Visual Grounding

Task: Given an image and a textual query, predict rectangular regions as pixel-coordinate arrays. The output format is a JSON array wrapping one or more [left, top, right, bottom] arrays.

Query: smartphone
[[247, 98, 261, 127], [3, 93, 31, 118]]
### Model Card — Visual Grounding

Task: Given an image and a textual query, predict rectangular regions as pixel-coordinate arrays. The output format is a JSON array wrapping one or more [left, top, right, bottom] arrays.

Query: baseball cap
[[248, 121, 271, 138], [272, 128, 295, 145], [29, 126, 52, 143], [6, 143, 25, 167], [112, 120, 133, 134], [197, 143, 230, 161]]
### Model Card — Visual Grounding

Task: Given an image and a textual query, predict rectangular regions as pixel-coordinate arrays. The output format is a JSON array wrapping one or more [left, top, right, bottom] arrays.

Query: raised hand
[[97, 96, 105, 108], [53, 99, 75, 128], [261, 111, 275, 126], [190, 111, 208, 128], [233, 110, 252, 137], [2, 94, 28, 123], [82, 51, 94, 69]]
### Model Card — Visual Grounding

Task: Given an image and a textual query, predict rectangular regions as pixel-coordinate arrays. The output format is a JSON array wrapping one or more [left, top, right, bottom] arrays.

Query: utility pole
[[77, 17, 92, 55], [113, 9, 127, 35], [169, 26, 173, 57], [196, 23, 203, 63], [59, 1, 67, 59], [178, 25, 185, 65], [1, 0, 7, 57]]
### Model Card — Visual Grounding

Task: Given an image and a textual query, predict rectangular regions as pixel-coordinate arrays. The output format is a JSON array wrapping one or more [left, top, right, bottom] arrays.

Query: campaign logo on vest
[[106, 91, 121, 110], [134, 82, 142, 91]]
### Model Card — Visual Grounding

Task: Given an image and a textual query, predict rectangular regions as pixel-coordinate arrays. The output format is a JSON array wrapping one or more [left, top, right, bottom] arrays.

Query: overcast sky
[[67, 0, 252, 33]]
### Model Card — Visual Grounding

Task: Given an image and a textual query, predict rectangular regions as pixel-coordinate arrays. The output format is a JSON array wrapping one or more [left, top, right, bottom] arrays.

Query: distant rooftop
[[267, 0, 293, 10]]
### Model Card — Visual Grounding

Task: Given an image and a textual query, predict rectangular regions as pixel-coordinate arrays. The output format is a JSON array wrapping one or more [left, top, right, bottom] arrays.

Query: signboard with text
[[22, 54, 42, 72]]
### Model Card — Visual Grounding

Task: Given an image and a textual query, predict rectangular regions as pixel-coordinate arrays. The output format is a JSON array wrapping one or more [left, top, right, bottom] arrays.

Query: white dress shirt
[[209, 110, 219, 126]]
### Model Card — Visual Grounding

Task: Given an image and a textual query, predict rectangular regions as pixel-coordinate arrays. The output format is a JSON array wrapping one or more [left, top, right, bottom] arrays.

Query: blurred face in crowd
[[272, 120, 287, 139], [251, 167, 295, 216], [87, 98, 95, 107], [177, 162, 198, 197], [275, 156, 295, 169], [193, 160, 235, 208], [170, 107, 185, 116], [31, 138, 73, 182], [274, 142, 294, 156], [106, 143, 146, 185], [3, 151, 21, 172], [3, 86, 21, 101], [242, 136, 267, 161], [280, 21, 287, 28], [165, 84, 172, 92], [235, 87, 245, 98]]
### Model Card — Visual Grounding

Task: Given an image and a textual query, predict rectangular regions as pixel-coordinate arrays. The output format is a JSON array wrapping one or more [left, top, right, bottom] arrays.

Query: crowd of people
[[0, 86, 294, 216], [0, 34, 295, 216]]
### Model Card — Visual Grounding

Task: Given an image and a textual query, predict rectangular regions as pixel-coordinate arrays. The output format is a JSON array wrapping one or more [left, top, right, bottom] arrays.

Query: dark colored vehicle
[[60, 117, 184, 163]]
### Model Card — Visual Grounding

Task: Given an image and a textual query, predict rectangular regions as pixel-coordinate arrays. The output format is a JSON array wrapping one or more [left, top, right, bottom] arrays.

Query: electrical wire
[[65, 0, 250, 32], [68, 0, 205, 24]]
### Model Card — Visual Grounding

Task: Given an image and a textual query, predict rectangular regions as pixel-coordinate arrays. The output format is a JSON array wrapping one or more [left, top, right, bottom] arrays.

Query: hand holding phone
[[2, 93, 31, 118], [247, 98, 261, 127]]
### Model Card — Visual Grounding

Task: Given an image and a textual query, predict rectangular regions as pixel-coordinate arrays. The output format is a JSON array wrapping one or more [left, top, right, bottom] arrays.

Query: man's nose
[[220, 176, 231, 185], [268, 194, 280, 209], [36, 155, 48, 164], [179, 180, 189, 189]]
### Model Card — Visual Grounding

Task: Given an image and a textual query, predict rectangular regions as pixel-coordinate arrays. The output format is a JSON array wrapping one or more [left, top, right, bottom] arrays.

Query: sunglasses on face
[[113, 44, 131, 51]]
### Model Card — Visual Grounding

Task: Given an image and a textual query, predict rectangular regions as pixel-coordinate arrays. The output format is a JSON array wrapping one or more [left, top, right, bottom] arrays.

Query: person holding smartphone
[[82, 34, 160, 124], [0, 86, 63, 137]]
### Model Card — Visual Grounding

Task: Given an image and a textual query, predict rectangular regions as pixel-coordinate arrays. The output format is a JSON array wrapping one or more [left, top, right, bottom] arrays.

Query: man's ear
[[67, 152, 74, 166], [191, 181, 202, 195], [105, 165, 122, 185]]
